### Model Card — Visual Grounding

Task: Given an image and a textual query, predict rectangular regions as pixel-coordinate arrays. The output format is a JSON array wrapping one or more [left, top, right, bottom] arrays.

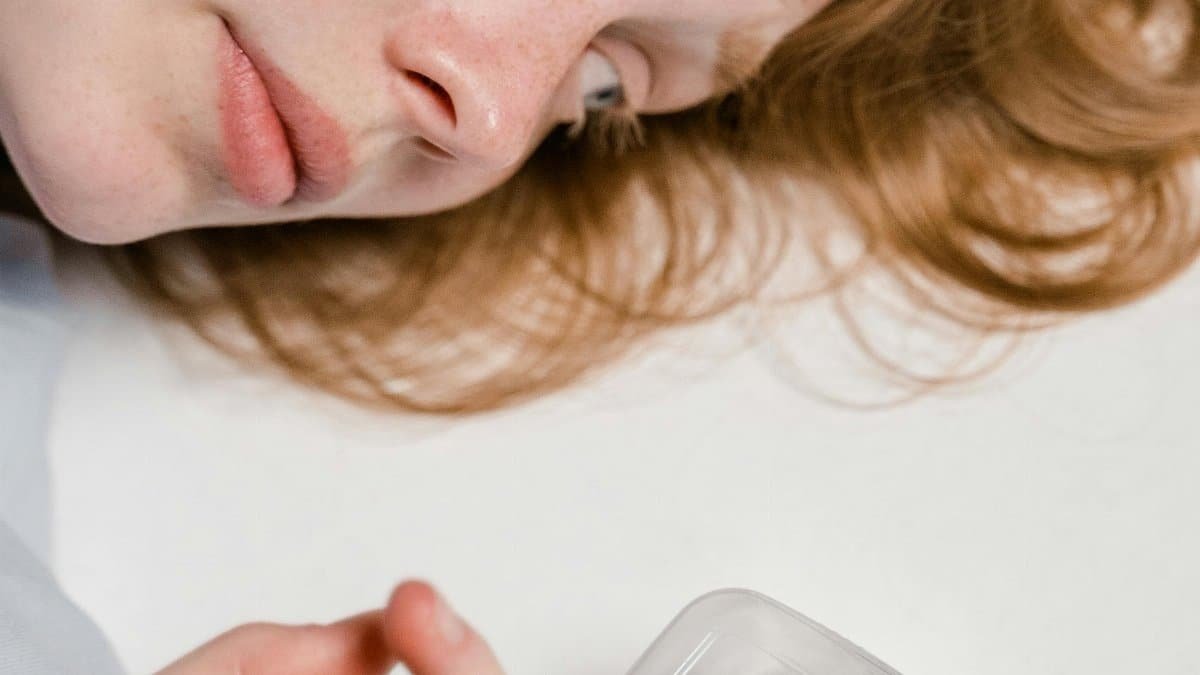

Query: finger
[[231, 613, 396, 675], [381, 580, 506, 675], [318, 610, 396, 674]]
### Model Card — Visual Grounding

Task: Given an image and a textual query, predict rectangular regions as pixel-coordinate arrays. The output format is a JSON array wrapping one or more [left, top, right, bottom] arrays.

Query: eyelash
[[572, 106, 645, 154]]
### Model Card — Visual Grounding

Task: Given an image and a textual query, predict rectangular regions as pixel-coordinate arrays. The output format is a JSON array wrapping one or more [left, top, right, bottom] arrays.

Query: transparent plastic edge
[[625, 588, 903, 675]]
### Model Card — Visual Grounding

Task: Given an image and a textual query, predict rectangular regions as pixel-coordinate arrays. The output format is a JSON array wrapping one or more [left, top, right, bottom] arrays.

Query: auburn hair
[[8, 0, 1199, 413]]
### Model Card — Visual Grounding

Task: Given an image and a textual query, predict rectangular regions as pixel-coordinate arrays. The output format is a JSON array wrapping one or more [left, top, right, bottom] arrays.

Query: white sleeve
[[1, 214, 126, 675], [0, 521, 127, 675]]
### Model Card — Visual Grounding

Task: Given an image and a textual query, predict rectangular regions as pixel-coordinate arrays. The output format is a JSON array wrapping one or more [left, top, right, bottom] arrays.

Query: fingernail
[[433, 591, 468, 646]]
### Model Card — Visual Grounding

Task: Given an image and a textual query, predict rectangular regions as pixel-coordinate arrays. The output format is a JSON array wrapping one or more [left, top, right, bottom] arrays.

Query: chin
[[40, 200, 184, 245], [11, 134, 193, 245], [32, 176, 191, 245]]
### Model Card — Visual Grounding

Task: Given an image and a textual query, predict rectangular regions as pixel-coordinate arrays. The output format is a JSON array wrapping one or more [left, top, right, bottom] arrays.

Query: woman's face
[[0, 0, 830, 244]]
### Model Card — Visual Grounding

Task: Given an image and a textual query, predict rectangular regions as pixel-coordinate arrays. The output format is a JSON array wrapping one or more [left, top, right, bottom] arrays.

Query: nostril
[[405, 70, 457, 125]]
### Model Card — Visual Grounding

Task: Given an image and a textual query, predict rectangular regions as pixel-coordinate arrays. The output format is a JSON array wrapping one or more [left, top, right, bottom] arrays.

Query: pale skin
[[0, 0, 834, 671], [154, 580, 509, 675]]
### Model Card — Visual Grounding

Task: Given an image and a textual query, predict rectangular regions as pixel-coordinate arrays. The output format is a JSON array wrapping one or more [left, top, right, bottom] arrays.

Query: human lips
[[217, 20, 351, 208]]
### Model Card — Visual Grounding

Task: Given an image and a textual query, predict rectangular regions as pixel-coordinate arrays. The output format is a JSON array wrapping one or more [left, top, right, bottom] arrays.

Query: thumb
[[382, 580, 507, 675]]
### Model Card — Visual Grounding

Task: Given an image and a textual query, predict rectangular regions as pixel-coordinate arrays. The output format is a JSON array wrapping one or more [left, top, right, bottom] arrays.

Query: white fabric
[[0, 214, 126, 675], [47, 224, 1200, 675]]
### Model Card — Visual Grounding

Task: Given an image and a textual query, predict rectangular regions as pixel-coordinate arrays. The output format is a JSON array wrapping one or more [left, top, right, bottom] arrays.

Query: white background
[[48, 243, 1199, 675]]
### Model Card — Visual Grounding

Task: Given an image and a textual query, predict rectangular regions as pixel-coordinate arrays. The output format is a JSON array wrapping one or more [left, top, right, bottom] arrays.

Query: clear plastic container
[[627, 589, 902, 675]]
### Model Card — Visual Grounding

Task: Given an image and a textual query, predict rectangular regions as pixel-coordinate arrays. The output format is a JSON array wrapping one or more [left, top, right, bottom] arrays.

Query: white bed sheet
[[47, 244, 1200, 675]]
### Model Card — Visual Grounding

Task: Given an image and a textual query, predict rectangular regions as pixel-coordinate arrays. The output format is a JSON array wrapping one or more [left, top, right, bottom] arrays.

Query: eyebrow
[[713, 28, 773, 94]]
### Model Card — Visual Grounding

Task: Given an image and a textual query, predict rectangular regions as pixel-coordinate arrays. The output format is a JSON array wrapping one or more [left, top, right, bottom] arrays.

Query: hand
[[154, 580, 505, 675]]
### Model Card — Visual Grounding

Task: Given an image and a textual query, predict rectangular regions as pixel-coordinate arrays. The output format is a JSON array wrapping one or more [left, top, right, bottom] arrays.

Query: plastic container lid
[[627, 589, 902, 675]]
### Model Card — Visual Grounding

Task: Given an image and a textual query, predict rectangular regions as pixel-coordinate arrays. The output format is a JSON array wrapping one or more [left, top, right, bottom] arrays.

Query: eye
[[579, 49, 626, 112]]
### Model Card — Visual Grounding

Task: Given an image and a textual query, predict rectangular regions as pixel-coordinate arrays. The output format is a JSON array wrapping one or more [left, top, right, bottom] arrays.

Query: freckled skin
[[0, 0, 833, 244]]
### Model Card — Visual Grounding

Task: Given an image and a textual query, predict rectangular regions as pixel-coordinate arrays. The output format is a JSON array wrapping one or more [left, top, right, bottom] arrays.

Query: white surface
[[48, 244, 1199, 675]]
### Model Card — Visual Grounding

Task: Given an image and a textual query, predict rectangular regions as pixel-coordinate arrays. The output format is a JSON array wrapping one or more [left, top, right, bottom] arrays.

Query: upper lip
[[224, 20, 352, 204]]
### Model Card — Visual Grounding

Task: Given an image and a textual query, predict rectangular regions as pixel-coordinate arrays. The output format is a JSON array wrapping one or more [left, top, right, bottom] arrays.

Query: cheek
[[5, 89, 194, 244], [347, 124, 549, 219], [352, 154, 527, 218]]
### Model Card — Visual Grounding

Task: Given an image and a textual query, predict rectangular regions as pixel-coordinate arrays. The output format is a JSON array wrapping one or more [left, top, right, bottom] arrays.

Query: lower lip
[[217, 23, 350, 208]]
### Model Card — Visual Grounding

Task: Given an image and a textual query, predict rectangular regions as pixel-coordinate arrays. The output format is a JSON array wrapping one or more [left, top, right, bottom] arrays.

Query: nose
[[384, 5, 605, 171]]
